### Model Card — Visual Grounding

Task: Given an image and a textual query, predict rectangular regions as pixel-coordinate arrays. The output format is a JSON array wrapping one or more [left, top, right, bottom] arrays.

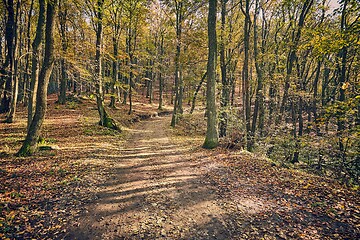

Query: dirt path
[[66, 116, 229, 239]]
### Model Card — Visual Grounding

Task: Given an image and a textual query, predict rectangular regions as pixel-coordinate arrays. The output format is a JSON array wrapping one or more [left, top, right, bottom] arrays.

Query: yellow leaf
[[341, 82, 350, 90]]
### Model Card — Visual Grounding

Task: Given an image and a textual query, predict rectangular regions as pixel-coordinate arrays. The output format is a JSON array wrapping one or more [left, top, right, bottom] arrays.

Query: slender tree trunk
[[58, 2, 67, 105], [203, 0, 218, 149], [17, 0, 57, 156], [1, 0, 16, 115], [27, 0, 45, 130], [158, 34, 164, 110], [242, 0, 251, 150], [249, 0, 265, 148], [22, 0, 34, 105], [171, 2, 182, 127], [313, 60, 321, 135], [109, 37, 118, 108], [6, 0, 21, 123], [337, 0, 348, 153], [190, 71, 207, 114], [94, 0, 120, 130], [219, 0, 229, 137]]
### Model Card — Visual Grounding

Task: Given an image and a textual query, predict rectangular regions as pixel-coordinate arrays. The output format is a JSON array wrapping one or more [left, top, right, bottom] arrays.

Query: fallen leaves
[[205, 150, 360, 239]]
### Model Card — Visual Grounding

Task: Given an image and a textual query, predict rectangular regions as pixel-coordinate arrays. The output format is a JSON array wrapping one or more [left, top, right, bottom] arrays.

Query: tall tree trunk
[[21, 0, 34, 105], [242, 0, 251, 150], [203, 0, 218, 149], [94, 0, 119, 130], [27, 0, 45, 130], [158, 34, 164, 110], [58, 1, 67, 105], [171, 2, 182, 127], [313, 60, 321, 135], [219, 0, 230, 137], [337, 0, 348, 153], [6, 0, 21, 123], [1, 0, 16, 115], [17, 0, 57, 156], [109, 36, 118, 108], [249, 0, 265, 148]]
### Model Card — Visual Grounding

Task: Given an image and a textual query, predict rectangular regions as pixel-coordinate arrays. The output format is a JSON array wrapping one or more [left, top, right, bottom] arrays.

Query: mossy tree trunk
[[27, 0, 45, 130], [94, 0, 120, 130], [17, 0, 57, 156], [203, 0, 218, 149]]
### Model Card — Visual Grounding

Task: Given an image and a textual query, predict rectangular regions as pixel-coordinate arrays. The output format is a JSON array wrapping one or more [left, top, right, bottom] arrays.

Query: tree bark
[[6, 0, 22, 123], [203, 0, 218, 149], [158, 33, 164, 110], [219, 0, 230, 138], [190, 71, 207, 114], [1, 0, 16, 115], [249, 0, 265, 148], [27, 0, 45, 130], [17, 0, 57, 156], [94, 0, 120, 130], [109, 36, 118, 108], [171, 2, 183, 127], [242, 0, 251, 151], [58, 1, 68, 105]]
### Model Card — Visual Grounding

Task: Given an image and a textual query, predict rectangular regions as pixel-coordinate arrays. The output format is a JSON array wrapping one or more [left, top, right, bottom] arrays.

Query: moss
[[101, 116, 121, 132], [16, 143, 37, 157], [202, 139, 218, 149]]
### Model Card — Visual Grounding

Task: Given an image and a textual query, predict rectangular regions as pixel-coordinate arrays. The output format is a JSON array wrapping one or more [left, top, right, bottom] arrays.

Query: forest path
[[66, 115, 229, 239]]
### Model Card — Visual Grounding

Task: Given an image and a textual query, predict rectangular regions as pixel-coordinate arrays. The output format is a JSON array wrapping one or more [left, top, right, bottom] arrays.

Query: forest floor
[[0, 95, 359, 239]]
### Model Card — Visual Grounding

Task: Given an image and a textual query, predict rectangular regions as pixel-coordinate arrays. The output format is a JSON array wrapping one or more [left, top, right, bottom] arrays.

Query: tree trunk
[[242, 0, 251, 151], [1, 0, 16, 116], [171, 2, 182, 127], [21, 0, 34, 105], [312, 60, 321, 135], [158, 34, 164, 110], [58, 1, 68, 105], [6, 0, 22, 123], [337, 0, 348, 153], [203, 0, 218, 149], [219, 0, 229, 138], [249, 0, 265, 148], [17, 0, 57, 156], [27, 0, 45, 130], [190, 71, 207, 114], [109, 37, 118, 108], [94, 0, 119, 130]]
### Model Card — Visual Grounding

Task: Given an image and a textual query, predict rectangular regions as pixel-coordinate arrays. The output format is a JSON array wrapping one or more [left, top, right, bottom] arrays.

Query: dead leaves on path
[[204, 149, 360, 239]]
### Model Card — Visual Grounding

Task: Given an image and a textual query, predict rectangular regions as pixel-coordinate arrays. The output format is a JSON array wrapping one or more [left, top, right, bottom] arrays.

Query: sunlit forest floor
[[0, 95, 359, 239]]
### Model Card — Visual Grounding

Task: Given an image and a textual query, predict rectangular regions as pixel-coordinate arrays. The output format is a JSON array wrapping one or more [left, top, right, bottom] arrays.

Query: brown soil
[[65, 116, 229, 240]]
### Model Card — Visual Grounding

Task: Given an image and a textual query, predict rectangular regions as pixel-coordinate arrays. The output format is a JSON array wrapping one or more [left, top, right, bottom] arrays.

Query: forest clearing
[[0, 0, 359, 239]]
